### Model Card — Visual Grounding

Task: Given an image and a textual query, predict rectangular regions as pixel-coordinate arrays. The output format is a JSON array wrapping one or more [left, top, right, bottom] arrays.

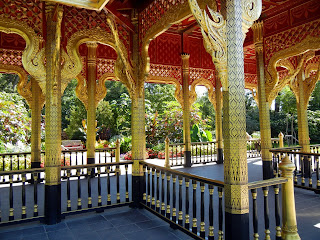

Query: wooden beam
[[103, 6, 135, 32]]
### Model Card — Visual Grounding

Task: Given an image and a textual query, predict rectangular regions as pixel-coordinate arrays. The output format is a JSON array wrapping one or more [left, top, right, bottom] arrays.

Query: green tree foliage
[[0, 92, 31, 152], [0, 73, 20, 93], [195, 92, 215, 131], [309, 81, 320, 111], [245, 91, 260, 134]]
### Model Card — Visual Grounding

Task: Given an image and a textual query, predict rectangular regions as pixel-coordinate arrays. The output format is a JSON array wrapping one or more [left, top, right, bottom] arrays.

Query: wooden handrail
[[248, 177, 288, 190]]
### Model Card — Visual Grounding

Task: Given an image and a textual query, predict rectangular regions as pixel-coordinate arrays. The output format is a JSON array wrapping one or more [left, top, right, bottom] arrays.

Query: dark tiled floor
[[0, 207, 192, 240], [0, 158, 320, 239]]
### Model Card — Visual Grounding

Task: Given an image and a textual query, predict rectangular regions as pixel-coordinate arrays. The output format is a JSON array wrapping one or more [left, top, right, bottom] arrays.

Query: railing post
[[279, 132, 284, 148], [116, 139, 121, 174], [165, 137, 170, 168], [279, 155, 301, 240]]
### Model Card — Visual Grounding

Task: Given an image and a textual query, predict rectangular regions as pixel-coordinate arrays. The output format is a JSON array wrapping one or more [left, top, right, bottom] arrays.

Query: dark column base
[[225, 212, 249, 240], [217, 148, 224, 164], [31, 162, 41, 168], [263, 161, 274, 179], [303, 156, 311, 178], [184, 151, 192, 167], [87, 157, 95, 177], [45, 184, 61, 225], [131, 175, 145, 208]]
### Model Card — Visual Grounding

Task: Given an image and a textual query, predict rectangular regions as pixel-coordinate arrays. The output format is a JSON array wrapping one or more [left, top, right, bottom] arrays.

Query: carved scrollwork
[[241, 0, 262, 40], [265, 36, 320, 103]]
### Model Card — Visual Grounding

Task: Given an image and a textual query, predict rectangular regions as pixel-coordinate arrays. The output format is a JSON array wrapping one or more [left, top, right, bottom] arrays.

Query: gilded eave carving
[[66, 27, 125, 108], [188, 0, 262, 91], [290, 54, 320, 109], [265, 36, 320, 103]]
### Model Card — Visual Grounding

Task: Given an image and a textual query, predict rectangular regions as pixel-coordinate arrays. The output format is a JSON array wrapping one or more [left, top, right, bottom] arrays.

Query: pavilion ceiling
[[0, 0, 319, 92]]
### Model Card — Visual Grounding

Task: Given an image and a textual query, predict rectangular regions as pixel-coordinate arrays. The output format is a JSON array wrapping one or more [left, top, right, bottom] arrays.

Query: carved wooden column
[[181, 53, 192, 167], [223, 0, 249, 238], [252, 21, 273, 179], [296, 69, 311, 182], [131, 16, 146, 207], [215, 76, 223, 164], [86, 42, 98, 167], [44, 2, 63, 224], [31, 78, 42, 169]]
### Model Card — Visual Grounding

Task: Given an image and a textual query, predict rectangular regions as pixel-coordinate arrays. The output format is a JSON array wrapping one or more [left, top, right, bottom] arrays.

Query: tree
[[309, 81, 320, 111], [245, 91, 260, 134]]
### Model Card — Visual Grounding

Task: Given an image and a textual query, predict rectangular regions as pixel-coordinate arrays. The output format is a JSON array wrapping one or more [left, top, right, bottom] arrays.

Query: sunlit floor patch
[[314, 223, 320, 229]]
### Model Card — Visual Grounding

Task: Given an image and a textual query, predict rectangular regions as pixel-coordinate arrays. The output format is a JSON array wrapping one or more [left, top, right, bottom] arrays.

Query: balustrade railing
[[141, 162, 224, 240], [0, 161, 132, 225], [61, 161, 133, 215], [247, 139, 261, 158], [248, 178, 287, 240], [271, 146, 320, 193], [0, 168, 44, 224], [0, 147, 117, 171]]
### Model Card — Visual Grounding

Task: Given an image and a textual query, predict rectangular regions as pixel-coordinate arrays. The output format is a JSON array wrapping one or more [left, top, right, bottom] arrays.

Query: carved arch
[[305, 63, 320, 78], [0, 64, 45, 108], [67, 27, 132, 97], [0, 18, 43, 84], [190, 77, 217, 109], [265, 36, 320, 103], [146, 76, 183, 107]]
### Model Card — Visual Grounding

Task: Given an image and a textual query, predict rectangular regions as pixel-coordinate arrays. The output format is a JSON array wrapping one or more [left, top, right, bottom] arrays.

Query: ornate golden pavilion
[[0, 0, 319, 239]]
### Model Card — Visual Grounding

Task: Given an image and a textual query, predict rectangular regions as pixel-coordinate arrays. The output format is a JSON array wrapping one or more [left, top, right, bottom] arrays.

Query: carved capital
[[181, 53, 190, 70], [86, 42, 98, 63]]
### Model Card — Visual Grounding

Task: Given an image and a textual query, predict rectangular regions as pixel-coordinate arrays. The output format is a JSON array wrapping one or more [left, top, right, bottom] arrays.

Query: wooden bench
[[61, 140, 84, 150]]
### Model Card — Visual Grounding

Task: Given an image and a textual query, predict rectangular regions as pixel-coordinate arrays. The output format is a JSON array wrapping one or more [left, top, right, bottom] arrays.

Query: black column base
[[263, 161, 274, 179], [131, 175, 145, 208], [45, 184, 61, 225], [303, 156, 311, 178], [225, 212, 249, 240], [31, 162, 41, 168], [87, 157, 95, 177], [184, 151, 192, 167], [217, 148, 224, 164]]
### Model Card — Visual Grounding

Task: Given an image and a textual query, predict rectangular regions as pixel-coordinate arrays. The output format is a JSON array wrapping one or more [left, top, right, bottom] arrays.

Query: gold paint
[[78, 198, 81, 207], [276, 226, 282, 237], [218, 230, 224, 240], [107, 194, 111, 202], [156, 200, 160, 208], [279, 156, 301, 239], [86, 42, 98, 161], [209, 226, 214, 236], [279, 132, 284, 148], [22, 206, 26, 215], [165, 137, 170, 168], [46, 0, 110, 11], [166, 205, 170, 214], [31, 78, 44, 167], [253, 233, 259, 240], [67, 200, 71, 208], [265, 229, 271, 240], [9, 208, 14, 216], [172, 208, 177, 217], [88, 197, 92, 205], [181, 53, 192, 153], [215, 77, 223, 152], [252, 21, 273, 166], [179, 211, 183, 220], [147, 195, 151, 203], [224, 185, 249, 214], [161, 202, 165, 211], [143, 193, 146, 201], [45, 3, 63, 186], [192, 218, 197, 227], [126, 192, 129, 199], [251, 191, 257, 200], [185, 214, 190, 224], [209, 188, 214, 195], [200, 222, 205, 232], [34, 204, 38, 213], [266, 36, 320, 103], [152, 197, 155, 206], [117, 193, 120, 200], [263, 188, 269, 197]]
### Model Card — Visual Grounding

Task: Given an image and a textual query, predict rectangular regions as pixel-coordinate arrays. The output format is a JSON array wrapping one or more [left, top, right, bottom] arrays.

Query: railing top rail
[[141, 162, 224, 187], [190, 141, 217, 145], [61, 160, 133, 170], [0, 168, 44, 176], [247, 138, 261, 141], [270, 149, 320, 157], [168, 143, 185, 146], [248, 177, 288, 190], [0, 147, 117, 157]]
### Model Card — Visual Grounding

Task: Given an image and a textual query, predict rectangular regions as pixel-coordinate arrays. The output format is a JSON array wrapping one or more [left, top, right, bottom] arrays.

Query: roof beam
[[103, 6, 135, 32], [46, 0, 111, 11]]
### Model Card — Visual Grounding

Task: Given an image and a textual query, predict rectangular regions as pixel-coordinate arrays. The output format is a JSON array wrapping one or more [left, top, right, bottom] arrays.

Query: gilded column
[[215, 76, 223, 164], [223, 0, 249, 239], [86, 42, 98, 167], [181, 53, 192, 167], [296, 69, 311, 180], [252, 21, 273, 179], [31, 78, 42, 169], [131, 16, 146, 207], [44, 3, 63, 224]]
